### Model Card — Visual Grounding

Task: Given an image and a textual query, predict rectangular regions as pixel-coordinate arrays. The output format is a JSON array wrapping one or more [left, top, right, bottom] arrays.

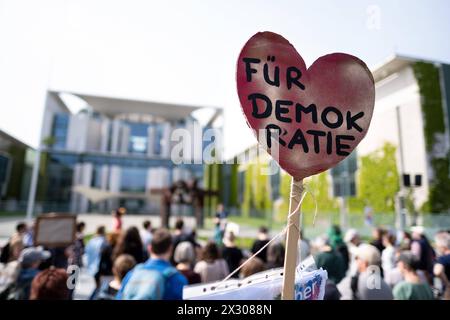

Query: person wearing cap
[[393, 251, 434, 300], [14, 246, 51, 299], [337, 244, 393, 300]]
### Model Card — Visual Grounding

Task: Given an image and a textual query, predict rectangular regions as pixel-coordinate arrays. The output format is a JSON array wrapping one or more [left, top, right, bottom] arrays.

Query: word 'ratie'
[[243, 57, 365, 156]]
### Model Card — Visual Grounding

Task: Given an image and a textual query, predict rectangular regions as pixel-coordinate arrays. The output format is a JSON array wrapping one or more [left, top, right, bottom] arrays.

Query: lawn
[[0, 211, 26, 218]]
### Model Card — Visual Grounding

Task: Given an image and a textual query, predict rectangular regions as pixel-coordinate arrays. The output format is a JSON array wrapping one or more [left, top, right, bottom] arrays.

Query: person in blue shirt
[[85, 226, 107, 288], [117, 228, 187, 300]]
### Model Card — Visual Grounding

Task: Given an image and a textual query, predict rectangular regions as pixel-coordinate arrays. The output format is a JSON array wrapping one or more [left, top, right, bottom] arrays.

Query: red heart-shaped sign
[[237, 32, 375, 180]]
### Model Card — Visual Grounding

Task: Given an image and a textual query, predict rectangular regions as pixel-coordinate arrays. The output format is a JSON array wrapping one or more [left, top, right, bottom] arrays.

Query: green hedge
[[413, 62, 450, 213]]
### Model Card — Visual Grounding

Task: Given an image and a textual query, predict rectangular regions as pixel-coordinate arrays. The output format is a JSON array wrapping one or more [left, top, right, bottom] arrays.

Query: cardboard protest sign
[[236, 31, 375, 180], [236, 31, 375, 299], [34, 213, 77, 248]]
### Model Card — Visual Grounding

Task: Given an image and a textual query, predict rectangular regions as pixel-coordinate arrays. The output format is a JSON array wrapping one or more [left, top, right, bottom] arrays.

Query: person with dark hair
[[251, 226, 270, 263], [194, 241, 229, 283], [96, 232, 121, 283], [410, 226, 435, 281], [117, 228, 187, 300], [370, 227, 386, 253], [16, 222, 27, 234], [393, 251, 434, 300], [30, 267, 69, 300], [266, 242, 285, 269], [112, 207, 126, 232], [85, 226, 107, 287], [140, 220, 153, 250], [171, 218, 196, 265], [113, 227, 145, 264], [93, 254, 136, 300], [221, 231, 243, 278], [68, 222, 86, 268], [382, 231, 397, 273]]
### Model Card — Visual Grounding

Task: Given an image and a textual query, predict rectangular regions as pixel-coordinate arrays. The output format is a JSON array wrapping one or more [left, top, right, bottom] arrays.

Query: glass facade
[[91, 164, 103, 188], [120, 167, 147, 192], [40, 110, 210, 214], [0, 154, 10, 196], [51, 114, 69, 149], [127, 122, 149, 154], [45, 154, 75, 208]]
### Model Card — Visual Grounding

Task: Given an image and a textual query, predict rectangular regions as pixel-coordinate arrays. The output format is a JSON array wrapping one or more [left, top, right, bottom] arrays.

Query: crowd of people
[[0, 205, 449, 300], [311, 225, 450, 300]]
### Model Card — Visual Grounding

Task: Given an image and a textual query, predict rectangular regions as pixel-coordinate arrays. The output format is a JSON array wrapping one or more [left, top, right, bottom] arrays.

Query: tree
[[357, 143, 399, 212]]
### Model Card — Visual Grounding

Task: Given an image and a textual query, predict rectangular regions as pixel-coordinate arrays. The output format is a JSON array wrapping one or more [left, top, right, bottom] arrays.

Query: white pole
[[26, 147, 41, 222]]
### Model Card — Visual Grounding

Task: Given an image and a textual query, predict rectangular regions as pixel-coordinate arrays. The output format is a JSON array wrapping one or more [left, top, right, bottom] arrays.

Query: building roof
[[371, 54, 450, 83], [0, 128, 32, 149], [51, 91, 214, 121]]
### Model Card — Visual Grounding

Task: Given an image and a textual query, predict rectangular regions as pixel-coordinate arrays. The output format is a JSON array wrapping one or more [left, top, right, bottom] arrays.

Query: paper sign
[[236, 32, 375, 179], [34, 213, 77, 248], [183, 267, 327, 300]]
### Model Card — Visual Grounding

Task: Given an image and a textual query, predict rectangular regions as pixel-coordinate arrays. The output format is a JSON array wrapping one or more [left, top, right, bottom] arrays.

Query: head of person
[[411, 226, 424, 240], [344, 229, 361, 246], [96, 225, 106, 236], [240, 257, 265, 278], [328, 225, 344, 248], [372, 227, 385, 241], [143, 220, 152, 231], [201, 241, 221, 263], [223, 231, 236, 247], [16, 222, 27, 234], [76, 222, 86, 233], [173, 241, 196, 266], [116, 227, 143, 253], [216, 203, 224, 213], [113, 254, 136, 282], [258, 226, 268, 238], [149, 228, 173, 260], [19, 247, 51, 270], [174, 218, 184, 232], [9, 236, 24, 261], [30, 267, 69, 300], [396, 251, 420, 275], [107, 232, 121, 248], [434, 232, 450, 256], [114, 207, 126, 217], [313, 236, 330, 252], [190, 229, 197, 240], [267, 242, 285, 268], [382, 231, 396, 248], [355, 244, 381, 273]]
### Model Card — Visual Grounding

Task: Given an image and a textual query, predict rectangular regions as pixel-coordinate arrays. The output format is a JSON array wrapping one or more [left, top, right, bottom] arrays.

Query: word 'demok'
[[237, 32, 375, 180]]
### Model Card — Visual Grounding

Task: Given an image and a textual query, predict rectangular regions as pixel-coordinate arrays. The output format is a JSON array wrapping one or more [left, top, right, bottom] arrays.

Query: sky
[[0, 0, 450, 158]]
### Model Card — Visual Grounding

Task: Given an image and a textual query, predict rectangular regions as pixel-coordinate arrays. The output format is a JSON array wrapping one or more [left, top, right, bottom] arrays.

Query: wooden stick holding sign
[[236, 32, 375, 299], [282, 178, 303, 299]]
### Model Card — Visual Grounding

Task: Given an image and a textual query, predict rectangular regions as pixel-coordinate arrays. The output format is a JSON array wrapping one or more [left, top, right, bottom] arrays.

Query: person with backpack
[[116, 228, 187, 300]]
